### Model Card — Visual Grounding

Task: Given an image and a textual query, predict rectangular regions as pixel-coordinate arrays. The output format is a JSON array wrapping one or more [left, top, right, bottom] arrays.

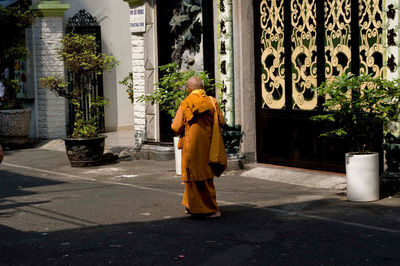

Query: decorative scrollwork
[[291, 0, 317, 110], [359, 0, 383, 77], [259, 0, 383, 111], [260, 0, 285, 109], [325, 0, 352, 82], [67, 9, 98, 27]]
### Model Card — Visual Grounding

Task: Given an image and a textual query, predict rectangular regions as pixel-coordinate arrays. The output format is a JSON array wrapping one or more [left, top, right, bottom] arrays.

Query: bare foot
[[206, 211, 221, 219]]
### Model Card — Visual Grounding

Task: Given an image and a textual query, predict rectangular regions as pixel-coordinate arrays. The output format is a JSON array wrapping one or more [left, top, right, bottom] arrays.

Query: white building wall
[[62, 0, 134, 132]]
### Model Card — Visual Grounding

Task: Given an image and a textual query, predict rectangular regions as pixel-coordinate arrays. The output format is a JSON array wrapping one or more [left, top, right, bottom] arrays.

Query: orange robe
[[171, 90, 225, 214]]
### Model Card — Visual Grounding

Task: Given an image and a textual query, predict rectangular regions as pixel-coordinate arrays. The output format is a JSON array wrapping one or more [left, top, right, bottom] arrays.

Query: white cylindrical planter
[[345, 152, 379, 201], [173, 136, 182, 176]]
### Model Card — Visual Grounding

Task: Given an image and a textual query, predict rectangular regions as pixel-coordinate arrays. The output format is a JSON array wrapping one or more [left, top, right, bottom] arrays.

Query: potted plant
[[381, 121, 400, 195], [222, 124, 242, 155], [138, 63, 217, 118], [138, 62, 220, 174], [0, 4, 34, 139], [40, 33, 117, 167], [312, 73, 400, 201]]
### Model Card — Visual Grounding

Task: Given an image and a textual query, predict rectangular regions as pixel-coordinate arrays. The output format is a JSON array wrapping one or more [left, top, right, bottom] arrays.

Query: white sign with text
[[130, 5, 146, 33]]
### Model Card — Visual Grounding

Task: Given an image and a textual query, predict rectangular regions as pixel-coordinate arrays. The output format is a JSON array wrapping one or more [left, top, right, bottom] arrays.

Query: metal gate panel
[[260, 0, 286, 110], [359, 0, 383, 77], [66, 10, 105, 134], [291, 0, 318, 110], [324, 0, 352, 81], [255, 0, 383, 172]]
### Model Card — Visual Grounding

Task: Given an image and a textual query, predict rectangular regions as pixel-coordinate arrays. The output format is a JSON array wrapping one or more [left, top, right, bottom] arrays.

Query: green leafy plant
[[138, 62, 220, 118], [119, 72, 134, 104], [0, 4, 34, 109], [311, 73, 400, 153], [383, 132, 400, 172], [40, 33, 117, 138], [222, 124, 242, 154]]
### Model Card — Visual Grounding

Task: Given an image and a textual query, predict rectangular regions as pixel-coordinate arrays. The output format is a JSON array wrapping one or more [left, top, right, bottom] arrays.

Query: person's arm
[[0, 144, 4, 164], [171, 105, 185, 136], [212, 97, 225, 127]]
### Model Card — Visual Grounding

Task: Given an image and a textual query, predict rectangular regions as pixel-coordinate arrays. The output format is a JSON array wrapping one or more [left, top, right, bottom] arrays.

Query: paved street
[[0, 148, 400, 265]]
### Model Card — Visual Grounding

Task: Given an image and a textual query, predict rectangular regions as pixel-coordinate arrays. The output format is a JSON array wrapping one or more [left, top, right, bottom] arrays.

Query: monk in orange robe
[[171, 77, 225, 218]]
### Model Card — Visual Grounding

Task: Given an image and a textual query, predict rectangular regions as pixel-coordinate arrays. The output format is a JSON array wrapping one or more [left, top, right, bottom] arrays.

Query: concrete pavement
[[242, 165, 346, 190], [0, 136, 399, 265], [34, 130, 347, 191]]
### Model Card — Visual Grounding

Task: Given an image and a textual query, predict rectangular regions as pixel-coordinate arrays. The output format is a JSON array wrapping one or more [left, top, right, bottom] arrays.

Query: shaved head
[[187, 76, 204, 93]]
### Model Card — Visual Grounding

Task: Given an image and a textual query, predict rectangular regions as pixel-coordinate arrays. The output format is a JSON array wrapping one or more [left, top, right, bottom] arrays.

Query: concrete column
[[125, 0, 146, 147], [383, 0, 400, 141], [232, 0, 256, 162], [143, 0, 158, 142], [216, 0, 235, 126], [381, 0, 400, 192], [30, 1, 69, 139], [125, 0, 158, 146], [131, 33, 146, 147]]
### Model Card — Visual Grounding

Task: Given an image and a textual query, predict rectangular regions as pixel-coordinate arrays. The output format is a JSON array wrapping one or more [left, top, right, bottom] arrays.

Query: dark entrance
[[156, 0, 214, 143], [254, 0, 383, 172], [66, 9, 105, 135]]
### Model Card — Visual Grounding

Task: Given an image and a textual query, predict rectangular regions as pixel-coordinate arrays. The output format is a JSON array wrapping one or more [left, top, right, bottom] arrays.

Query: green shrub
[[311, 73, 400, 153], [40, 33, 117, 138], [138, 62, 221, 118]]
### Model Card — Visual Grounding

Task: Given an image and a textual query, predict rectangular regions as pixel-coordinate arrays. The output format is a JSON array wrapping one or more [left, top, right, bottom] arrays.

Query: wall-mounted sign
[[130, 5, 146, 33], [384, 0, 399, 77]]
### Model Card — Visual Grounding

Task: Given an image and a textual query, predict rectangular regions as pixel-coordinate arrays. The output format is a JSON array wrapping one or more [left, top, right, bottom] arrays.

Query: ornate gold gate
[[255, 0, 383, 171]]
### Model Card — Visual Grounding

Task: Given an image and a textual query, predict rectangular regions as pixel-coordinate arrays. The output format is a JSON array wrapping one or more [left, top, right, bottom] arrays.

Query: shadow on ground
[[0, 169, 64, 199], [0, 201, 399, 265], [1, 164, 399, 265]]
